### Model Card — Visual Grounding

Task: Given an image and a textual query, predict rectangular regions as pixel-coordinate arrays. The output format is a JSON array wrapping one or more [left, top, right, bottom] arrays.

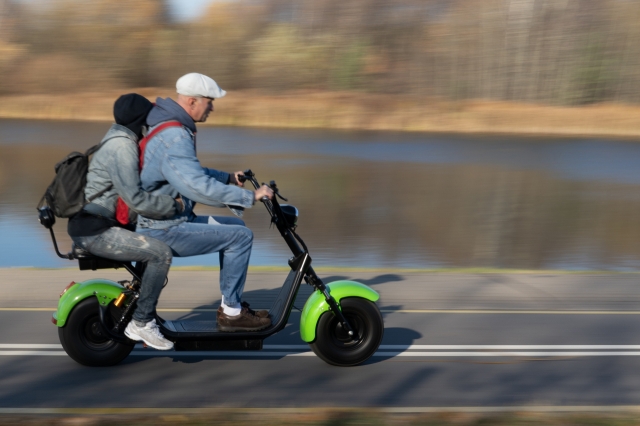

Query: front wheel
[[310, 297, 384, 366], [59, 297, 134, 367]]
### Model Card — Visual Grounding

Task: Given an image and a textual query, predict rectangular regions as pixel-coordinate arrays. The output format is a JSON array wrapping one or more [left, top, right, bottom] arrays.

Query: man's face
[[190, 97, 214, 122]]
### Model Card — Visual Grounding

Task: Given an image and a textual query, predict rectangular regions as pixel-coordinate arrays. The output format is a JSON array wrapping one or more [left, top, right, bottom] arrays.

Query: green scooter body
[[299, 280, 379, 343], [52, 277, 380, 344], [53, 279, 124, 327]]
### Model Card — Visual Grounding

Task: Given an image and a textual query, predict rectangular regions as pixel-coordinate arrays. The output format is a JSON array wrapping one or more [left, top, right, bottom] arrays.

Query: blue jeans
[[71, 227, 173, 323], [137, 215, 252, 305]]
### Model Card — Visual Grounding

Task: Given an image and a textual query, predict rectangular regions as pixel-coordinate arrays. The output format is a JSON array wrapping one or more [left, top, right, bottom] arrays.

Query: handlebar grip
[[238, 175, 246, 183]]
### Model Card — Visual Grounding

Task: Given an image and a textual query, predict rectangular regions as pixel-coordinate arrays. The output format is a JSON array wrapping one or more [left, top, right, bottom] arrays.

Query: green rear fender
[[52, 279, 125, 327], [299, 281, 379, 343]]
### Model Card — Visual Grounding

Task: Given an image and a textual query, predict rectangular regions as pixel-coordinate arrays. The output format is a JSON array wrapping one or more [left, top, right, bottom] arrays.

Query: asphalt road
[[3, 269, 640, 412]]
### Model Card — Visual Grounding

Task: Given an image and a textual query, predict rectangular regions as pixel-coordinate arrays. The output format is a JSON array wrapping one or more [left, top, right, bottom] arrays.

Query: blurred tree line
[[1, 0, 640, 105]]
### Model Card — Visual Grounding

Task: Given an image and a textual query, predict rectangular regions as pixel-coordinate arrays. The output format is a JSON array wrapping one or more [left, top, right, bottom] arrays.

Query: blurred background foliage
[[2, 0, 640, 105]]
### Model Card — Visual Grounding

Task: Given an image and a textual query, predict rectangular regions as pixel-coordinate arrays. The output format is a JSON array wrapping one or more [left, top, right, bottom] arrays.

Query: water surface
[[2, 119, 640, 270]]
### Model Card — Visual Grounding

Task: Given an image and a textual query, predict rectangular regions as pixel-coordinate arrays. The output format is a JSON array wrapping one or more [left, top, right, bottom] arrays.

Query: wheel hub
[[81, 316, 111, 347], [330, 314, 364, 348], [91, 322, 104, 338]]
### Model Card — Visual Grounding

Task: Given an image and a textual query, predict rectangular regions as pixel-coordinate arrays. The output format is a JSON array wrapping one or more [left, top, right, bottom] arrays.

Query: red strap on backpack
[[115, 121, 184, 226], [138, 121, 184, 169], [114, 197, 130, 226]]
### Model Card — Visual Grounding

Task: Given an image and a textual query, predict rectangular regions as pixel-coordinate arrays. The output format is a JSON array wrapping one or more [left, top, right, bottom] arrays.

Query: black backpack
[[38, 143, 110, 218]]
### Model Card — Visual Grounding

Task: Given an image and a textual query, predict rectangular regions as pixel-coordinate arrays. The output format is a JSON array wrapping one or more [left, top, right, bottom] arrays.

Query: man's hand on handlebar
[[230, 171, 246, 187], [254, 185, 274, 202]]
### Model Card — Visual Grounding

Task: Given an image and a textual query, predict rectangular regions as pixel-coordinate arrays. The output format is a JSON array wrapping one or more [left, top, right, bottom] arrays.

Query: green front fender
[[52, 279, 125, 327], [299, 281, 379, 343]]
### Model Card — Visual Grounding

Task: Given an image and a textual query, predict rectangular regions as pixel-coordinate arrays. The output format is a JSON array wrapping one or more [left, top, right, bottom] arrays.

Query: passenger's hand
[[175, 197, 184, 213], [230, 171, 245, 187], [254, 185, 274, 202]]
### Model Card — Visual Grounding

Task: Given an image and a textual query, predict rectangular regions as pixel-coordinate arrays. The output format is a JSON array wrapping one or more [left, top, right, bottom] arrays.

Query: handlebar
[[241, 170, 287, 202], [241, 169, 308, 254]]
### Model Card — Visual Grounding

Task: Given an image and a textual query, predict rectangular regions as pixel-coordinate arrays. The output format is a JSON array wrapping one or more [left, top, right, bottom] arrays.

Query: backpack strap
[[139, 121, 183, 169], [86, 183, 112, 203], [83, 136, 121, 203], [84, 133, 119, 156], [84, 143, 102, 157]]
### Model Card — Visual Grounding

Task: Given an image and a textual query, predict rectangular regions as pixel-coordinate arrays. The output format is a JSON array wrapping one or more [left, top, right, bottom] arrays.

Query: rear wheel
[[59, 297, 134, 367], [310, 297, 384, 366]]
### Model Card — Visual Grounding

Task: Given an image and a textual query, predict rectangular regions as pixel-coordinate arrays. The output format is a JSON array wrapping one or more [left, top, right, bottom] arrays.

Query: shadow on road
[[133, 273, 417, 365], [175, 273, 404, 320]]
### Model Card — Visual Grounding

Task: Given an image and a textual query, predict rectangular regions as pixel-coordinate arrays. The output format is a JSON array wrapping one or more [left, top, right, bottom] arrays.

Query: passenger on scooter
[[68, 94, 182, 351], [137, 73, 274, 332]]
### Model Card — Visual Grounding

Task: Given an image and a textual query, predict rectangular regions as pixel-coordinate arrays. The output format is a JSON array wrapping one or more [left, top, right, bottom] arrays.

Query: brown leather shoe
[[217, 306, 271, 332], [241, 301, 269, 318]]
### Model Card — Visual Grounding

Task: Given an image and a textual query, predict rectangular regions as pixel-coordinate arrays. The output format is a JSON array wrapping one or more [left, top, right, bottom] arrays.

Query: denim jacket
[[137, 98, 254, 230], [84, 124, 180, 222]]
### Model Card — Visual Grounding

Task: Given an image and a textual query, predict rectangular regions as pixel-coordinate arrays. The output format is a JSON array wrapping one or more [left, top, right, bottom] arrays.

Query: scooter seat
[[71, 243, 126, 271], [71, 244, 93, 259]]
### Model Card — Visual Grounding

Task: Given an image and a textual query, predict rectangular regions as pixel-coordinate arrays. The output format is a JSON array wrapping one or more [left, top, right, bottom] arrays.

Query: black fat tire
[[59, 297, 134, 367], [310, 297, 384, 367]]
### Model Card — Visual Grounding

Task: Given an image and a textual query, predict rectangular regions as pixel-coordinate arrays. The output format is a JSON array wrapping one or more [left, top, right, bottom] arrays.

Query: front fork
[[293, 253, 359, 341], [317, 281, 360, 341]]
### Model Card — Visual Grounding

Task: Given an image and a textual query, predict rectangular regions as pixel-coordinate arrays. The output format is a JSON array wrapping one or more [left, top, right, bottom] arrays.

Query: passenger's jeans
[[137, 215, 252, 305], [71, 227, 173, 323]]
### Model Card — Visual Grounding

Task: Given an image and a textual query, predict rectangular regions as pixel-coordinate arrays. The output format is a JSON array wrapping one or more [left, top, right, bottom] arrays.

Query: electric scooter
[[39, 170, 384, 367]]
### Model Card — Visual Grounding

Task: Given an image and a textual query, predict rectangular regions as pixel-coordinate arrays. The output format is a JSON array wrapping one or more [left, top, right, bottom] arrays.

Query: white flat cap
[[176, 73, 226, 99]]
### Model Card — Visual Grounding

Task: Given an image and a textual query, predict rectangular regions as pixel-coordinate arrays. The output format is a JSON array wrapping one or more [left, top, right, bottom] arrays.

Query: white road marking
[[9, 344, 640, 350], [267, 345, 640, 350], [0, 351, 67, 356], [6, 344, 640, 358], [379, 352, 640, 357], [8, 344, 640, 350], [0, 344, 62, 349]]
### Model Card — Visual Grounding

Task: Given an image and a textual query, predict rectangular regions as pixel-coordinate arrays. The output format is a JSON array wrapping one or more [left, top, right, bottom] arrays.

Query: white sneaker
[[125, 319, 174, 351]]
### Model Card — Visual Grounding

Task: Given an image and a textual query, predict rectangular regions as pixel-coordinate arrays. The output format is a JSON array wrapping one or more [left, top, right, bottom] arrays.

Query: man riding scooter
[[136, 73, 274, 332]]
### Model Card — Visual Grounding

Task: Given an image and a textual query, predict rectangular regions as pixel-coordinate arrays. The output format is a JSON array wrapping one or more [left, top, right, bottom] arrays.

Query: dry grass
[[3, 90, 640, 138]]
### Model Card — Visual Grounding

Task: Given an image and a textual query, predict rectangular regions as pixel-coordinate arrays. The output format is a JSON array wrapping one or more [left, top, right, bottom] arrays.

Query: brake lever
[[265, 180, 288, 202], [239, 169, 255, 185]]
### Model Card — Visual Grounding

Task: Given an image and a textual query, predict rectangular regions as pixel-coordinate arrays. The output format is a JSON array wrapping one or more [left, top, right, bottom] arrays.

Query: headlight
[[280, 204, 298, 227]]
